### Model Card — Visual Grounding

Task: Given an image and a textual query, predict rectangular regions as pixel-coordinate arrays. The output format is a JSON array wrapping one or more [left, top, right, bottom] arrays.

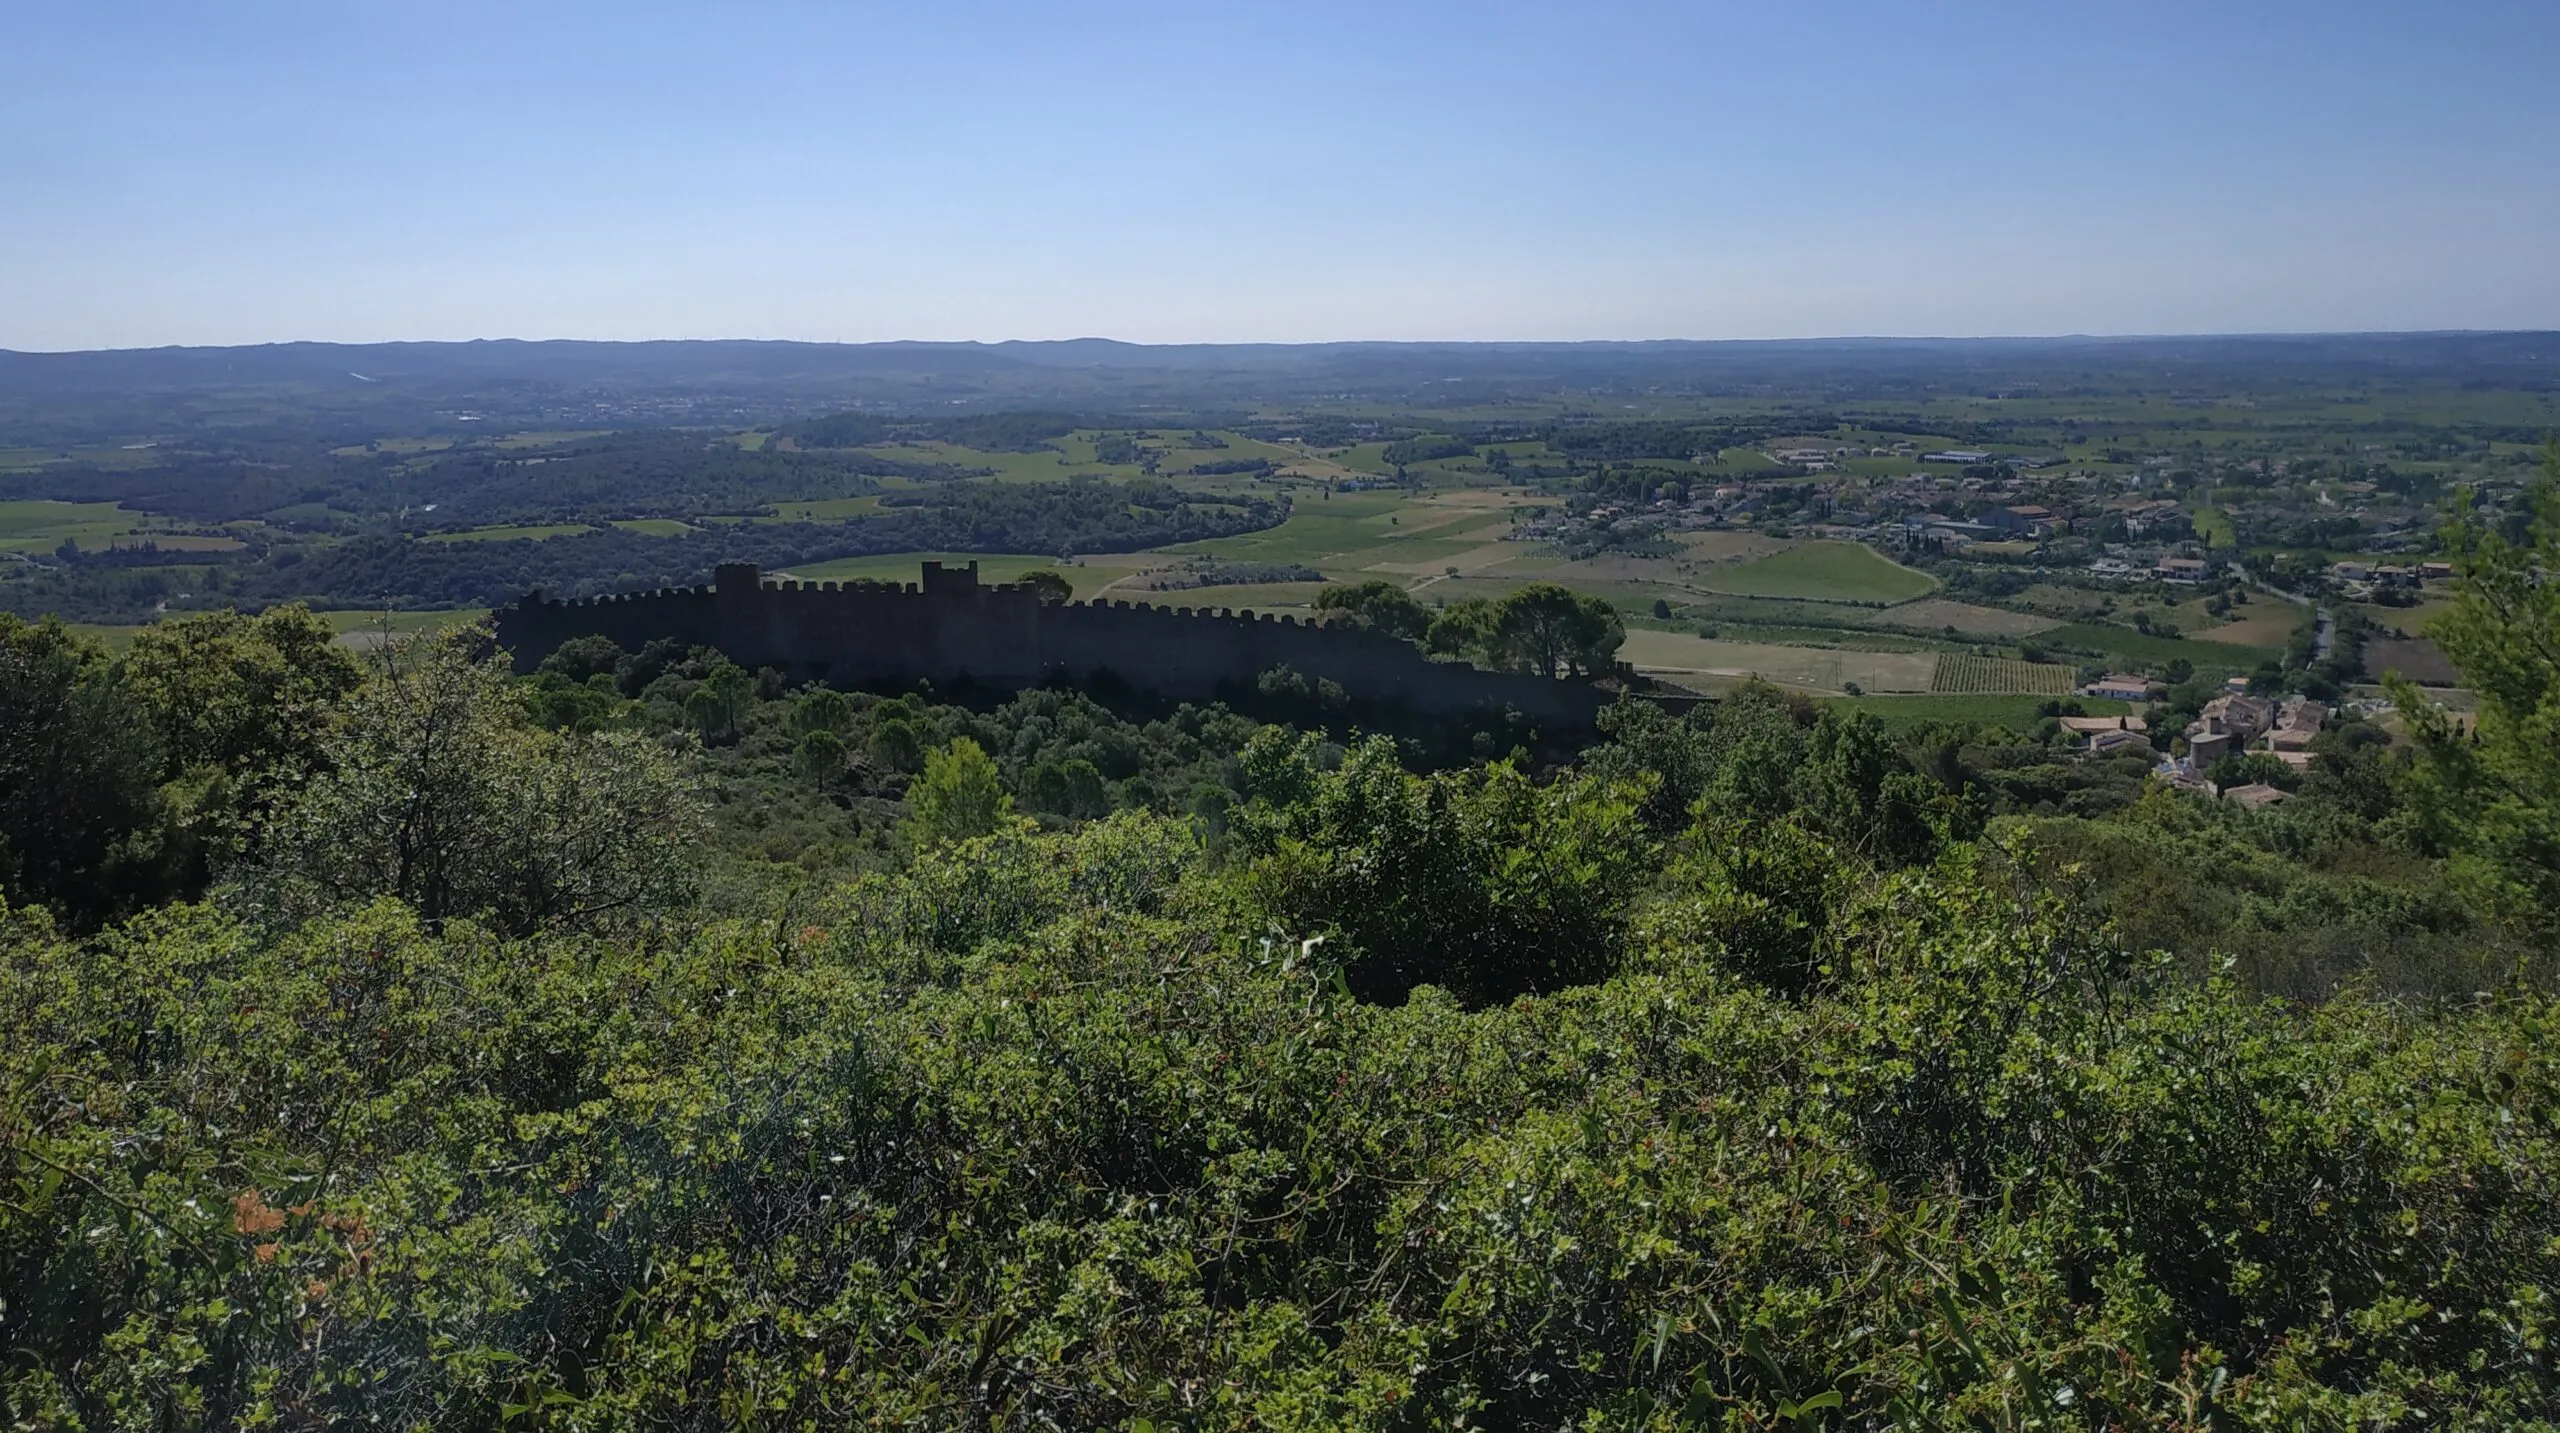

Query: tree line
[[7, 480, 1289, 621]]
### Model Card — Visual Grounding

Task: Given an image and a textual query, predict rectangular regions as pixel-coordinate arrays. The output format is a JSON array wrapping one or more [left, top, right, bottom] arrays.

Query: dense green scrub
[[3, 809, 2553, 1428]]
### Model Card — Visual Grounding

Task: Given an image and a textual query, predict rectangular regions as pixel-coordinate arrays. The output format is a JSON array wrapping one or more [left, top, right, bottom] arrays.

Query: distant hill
[[4, 332, 2554, 445], [6, 331, 2556, 397]]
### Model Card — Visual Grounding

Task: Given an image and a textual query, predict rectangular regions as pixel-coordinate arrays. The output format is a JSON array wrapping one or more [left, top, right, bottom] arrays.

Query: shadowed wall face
[[496, 562, 1609, 727]]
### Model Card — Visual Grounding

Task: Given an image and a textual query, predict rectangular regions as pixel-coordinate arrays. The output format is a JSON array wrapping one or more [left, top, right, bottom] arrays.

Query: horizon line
[[6, 327, 2557, 358]]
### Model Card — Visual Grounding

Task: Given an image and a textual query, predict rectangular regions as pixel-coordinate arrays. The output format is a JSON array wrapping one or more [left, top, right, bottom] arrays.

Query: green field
[[1161, 490, 1506, 572], [609, 518, 696, 536], [1695, 541, 1937, 604], [1134, 580, 1332, 612], [329, 437, 453, 457], [492, 430, 610, 449], [775, 551, 1083, 591], [62, 607, 489, 653], [0, 449, 66, 472], [422, 524, 597, 544], [2038, 621, 2276, 673], [765, 497, 882, 521], [0, 499, 145, 553], [0, 445, 162, 474]]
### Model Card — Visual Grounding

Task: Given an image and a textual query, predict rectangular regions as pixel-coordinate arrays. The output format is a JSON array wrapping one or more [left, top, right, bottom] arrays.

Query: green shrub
[[1231, 729, 1655, 1004]]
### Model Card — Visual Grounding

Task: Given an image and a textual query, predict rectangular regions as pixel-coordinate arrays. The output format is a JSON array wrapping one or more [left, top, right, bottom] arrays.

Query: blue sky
[[4, 1, 2555, 348]]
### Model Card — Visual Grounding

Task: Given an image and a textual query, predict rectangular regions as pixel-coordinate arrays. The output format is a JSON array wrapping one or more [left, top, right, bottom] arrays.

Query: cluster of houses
[[1897, 503, 2064, 542], [2068, 675, 2331, 811], [2157, 688, 2329, 810], [1760, 441, 1914, 473], [2332, 559, 2450, 598], [2088, 555, 2214, 583]]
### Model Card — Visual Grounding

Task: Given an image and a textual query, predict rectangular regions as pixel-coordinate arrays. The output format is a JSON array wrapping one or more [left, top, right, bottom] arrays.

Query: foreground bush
[[3, 811, 2552, 1429]]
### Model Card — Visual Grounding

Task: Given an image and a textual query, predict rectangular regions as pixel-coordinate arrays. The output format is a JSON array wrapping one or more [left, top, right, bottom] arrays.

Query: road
[[2227, 559, 2311, 607], [2222, 559, 2332, 662]]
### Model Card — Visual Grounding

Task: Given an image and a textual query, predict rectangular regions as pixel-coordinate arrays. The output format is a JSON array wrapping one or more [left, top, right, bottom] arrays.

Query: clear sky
[[4, 1, 2556, 349]]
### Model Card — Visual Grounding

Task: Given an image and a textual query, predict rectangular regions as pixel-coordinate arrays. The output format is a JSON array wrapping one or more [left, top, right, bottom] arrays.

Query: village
[[1509, 435, 2466, 599], [1493, 434, 2493, 816], [2052, 678, 2339, 811]]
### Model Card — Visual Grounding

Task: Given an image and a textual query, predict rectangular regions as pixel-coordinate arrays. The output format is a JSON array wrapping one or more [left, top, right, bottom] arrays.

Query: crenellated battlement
[[497, 560, 1611, 728]]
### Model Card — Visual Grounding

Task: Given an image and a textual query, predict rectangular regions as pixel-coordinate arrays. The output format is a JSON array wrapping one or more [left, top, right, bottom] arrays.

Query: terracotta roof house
[[2275, 697, 2325, 734], [2089, 728, 2154, 757], [2060, 714, 2148, 735], [2195, 693, 2274, 741], [2223, 782, 2292, 812]]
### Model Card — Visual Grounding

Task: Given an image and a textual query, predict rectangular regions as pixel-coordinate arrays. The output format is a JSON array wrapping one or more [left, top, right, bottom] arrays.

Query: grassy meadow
[[421, 523, 597, 543], [1693, 541, 1937, 603], [776, 550, 1083, 590], [0, 499, 152, 553]]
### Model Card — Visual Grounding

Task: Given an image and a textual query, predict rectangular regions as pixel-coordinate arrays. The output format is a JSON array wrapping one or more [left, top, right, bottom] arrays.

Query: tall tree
[[240, 627, 700, 935], [0, 616, 163, 927], [1490, 583, 1625, 678], [1012, 569, 1074, 605], [1313, 579, 1430, 640], [1424, 598, 1501, 661], [908, 737, 1013, 845], [683, 662, 755, 743], [120, 606, 366, 885], [2391, 443, 2560, 927], [120, 605, 362, 780]]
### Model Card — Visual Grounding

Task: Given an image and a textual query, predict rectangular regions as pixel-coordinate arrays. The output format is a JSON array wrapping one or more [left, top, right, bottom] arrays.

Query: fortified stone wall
[[493, 560, 1611, 728]]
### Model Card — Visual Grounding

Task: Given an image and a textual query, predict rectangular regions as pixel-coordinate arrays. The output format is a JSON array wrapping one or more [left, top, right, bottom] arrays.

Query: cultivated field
[[2189, 606, 2304, 647], [2363, 636, 2460, 686], [1866, 598, 2058, 638], [1621, 629, 1939, 694], [1930, 653, 2077, 696]]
